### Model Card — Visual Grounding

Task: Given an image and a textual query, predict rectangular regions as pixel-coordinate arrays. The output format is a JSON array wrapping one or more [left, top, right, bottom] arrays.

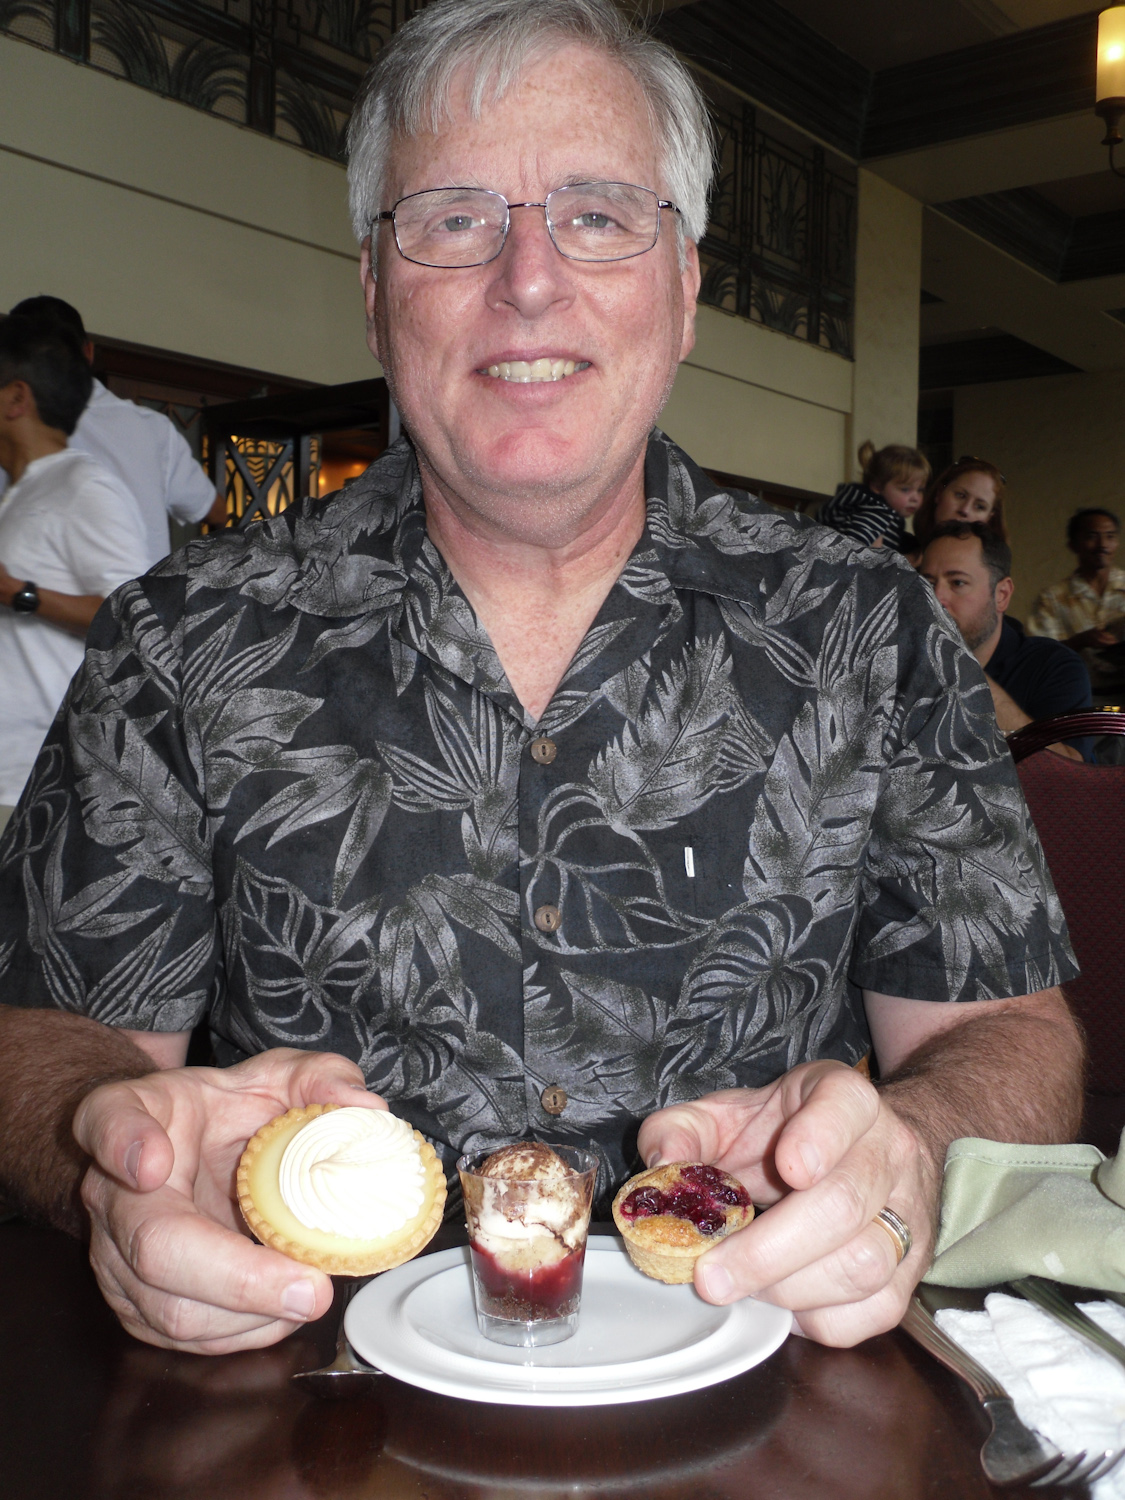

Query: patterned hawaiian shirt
[[1028, 568, 1125, 692], [0, 432, 1076, 1192]]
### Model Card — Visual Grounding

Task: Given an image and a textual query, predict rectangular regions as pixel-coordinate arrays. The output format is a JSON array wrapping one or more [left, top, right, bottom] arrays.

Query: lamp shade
[[1099, 6, 1125, 103]]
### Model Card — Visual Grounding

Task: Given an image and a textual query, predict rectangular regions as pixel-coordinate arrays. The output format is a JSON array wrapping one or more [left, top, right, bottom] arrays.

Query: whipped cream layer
[[278, 1108, 425, 1240]]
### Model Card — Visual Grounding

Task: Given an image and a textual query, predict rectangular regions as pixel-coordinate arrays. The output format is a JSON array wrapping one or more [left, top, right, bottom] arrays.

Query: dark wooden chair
[[1008, 713, 1125, 1153]]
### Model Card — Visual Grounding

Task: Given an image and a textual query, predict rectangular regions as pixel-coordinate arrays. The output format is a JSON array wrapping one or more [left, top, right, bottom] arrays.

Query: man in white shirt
[[0, 319, 151, 826], [4, 298, 225, 567]]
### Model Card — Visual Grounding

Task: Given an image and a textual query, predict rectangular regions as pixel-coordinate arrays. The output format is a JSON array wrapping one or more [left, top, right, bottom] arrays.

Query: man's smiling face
[[363, 43, 699, 544]]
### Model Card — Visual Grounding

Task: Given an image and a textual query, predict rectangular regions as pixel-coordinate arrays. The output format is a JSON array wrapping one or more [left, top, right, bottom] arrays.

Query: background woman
[[913, 456, 1007, 554]]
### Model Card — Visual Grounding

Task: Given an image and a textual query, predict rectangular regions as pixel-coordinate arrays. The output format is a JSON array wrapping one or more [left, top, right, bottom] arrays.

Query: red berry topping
[[618, 1165, 749, 1235]]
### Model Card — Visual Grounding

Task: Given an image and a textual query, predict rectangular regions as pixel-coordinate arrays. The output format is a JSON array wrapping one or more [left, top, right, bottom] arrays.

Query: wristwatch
[[10, 580, 40, 613]]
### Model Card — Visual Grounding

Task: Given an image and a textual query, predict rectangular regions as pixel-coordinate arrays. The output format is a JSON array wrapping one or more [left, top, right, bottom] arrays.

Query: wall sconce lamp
[[1098, 5, 1125, 177]]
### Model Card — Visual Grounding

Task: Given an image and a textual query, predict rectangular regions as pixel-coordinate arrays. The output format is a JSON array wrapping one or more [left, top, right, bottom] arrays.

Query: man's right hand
[[1067, 627, 1117, 650], [72, 1048, 384, 1354]]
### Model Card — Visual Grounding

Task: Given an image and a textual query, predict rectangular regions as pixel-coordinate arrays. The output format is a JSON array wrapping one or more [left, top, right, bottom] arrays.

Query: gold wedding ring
[[873, 1207, 913, 1264]]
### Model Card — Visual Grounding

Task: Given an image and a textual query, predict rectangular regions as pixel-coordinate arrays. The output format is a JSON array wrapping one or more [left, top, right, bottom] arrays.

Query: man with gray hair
[[0, 0, 1081, 1355]]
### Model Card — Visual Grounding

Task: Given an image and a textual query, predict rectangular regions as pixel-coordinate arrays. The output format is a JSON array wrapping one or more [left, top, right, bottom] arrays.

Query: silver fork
[[291, 1277, 385, 1395], [902, 1297, 1117, 1488]]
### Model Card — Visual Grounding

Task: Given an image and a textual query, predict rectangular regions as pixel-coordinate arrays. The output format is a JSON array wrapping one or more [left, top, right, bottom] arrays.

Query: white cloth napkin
[[937, 1294, 1125, 1498]]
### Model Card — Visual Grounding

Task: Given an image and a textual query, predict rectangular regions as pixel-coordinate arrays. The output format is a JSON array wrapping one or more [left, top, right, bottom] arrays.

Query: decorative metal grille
[[1, 2, 855, 354], [700, 89, 855, 358]]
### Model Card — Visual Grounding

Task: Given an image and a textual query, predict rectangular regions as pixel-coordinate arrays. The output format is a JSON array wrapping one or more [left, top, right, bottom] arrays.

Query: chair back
[[1016, 748, 1125, 1150]]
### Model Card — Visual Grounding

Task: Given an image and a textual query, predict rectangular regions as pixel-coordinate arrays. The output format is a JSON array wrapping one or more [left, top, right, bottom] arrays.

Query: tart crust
[[237, 1104, 446, 1275], [611, 1162, 754, 1285]]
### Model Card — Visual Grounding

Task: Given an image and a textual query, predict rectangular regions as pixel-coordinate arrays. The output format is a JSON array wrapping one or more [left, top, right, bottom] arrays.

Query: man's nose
[[486, 206, 575, 319]]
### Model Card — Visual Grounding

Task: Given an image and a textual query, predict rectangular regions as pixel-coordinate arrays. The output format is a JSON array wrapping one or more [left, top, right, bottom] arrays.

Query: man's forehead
[[385, 45, 660, 198], [927, 538, 986, 573]]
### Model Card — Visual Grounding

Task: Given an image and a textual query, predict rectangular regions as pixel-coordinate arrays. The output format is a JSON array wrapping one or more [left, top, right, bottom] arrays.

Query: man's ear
[[360, 235, 381, 362], [995, 576, 1015, 616], [679, 238, 700, 364], [0, 379, 33, 422]]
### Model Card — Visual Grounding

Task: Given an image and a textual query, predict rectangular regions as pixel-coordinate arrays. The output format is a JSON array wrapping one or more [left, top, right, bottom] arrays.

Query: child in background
[[818, 442, 930, 552]]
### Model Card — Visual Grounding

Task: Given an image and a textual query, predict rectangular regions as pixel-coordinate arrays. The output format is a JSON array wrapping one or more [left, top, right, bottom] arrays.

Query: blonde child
[[819, 442, 930, 552]]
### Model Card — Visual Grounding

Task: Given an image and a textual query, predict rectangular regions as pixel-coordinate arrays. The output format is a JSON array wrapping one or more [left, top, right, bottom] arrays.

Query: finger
[[73, 1081, 176, 1193], [229, 1048, 387, 1111], [771, 1065, 881, 1191], [728, 1216, 906, 1313], [693, 1136, 897, 1307], [85, 1170, 334, 1328], [791, 1273, 915, 1348], [637, 1102, 717, 1170], [91, 1229, 303, 1353]]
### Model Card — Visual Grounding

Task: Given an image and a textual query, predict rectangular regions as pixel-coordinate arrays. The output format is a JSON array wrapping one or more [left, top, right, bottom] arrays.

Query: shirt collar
[[279, 429, 800, 623], [981, 616, 1018, 677]]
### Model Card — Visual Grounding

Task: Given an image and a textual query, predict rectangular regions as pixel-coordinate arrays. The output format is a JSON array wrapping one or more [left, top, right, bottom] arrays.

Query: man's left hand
[[638, 1062, 936, 1347]]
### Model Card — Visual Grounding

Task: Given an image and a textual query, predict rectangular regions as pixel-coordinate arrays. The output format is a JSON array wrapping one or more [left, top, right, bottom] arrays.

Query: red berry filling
[[619, 1166, 750, 1236]]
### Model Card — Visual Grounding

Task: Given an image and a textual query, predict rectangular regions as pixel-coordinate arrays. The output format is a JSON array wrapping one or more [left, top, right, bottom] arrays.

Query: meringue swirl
[[278, 1108, 426, 1240]]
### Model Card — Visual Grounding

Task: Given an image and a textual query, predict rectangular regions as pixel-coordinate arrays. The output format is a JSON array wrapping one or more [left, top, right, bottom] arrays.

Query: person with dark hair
[[2, 297, 225, 564], [921, 522, 1092, 760], [818, 441, 930, 551], [1028, 508, 1125, 700], [0, 318, 149, 827]]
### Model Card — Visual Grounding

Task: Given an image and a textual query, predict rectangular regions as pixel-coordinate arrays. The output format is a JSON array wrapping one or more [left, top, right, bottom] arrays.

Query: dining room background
[[1, 0, 1122, 611]]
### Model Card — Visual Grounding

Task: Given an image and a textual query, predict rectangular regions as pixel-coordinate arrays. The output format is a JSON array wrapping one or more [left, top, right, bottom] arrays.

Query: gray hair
[[346, 0, 714, 250]]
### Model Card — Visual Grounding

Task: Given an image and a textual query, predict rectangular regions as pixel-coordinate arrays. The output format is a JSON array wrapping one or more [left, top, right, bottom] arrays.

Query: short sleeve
[[63, 474, 152, 595], [0, 573, 220, 1031], [849, 581, 1079, 1003], [163, 425, 217, 524], [1027, 590, 1065, 639]]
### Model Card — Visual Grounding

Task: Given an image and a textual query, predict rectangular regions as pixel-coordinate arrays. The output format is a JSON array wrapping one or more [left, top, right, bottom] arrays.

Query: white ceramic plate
[[345, 1235, 792, 1407]]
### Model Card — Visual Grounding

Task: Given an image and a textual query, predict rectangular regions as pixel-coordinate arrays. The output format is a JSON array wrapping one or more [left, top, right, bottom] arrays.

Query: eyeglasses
[[373, 182, 681, 268]]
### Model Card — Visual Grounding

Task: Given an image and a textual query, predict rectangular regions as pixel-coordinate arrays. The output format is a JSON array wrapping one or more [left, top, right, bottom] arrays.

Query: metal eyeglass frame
[[372, 182, 682, 268]]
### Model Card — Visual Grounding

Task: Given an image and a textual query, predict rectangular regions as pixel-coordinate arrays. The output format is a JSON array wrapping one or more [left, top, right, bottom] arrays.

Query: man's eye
[[573, 211, 617, 230], [439, 215, 478, 233]]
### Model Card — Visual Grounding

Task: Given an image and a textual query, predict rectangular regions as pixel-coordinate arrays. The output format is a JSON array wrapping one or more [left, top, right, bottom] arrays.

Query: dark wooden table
[[0, 1218, 1085, 1500]]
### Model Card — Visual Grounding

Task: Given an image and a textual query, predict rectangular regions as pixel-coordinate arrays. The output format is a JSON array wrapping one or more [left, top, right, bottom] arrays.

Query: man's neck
[[420, 457, 647, 721], [1077, 564, 1112, 596], [0, 426, 67, 487]]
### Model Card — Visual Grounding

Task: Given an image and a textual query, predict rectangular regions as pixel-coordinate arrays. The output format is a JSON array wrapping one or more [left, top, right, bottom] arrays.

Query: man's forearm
[[877, 994, 1084, 1185], [0, 1008, 158, 1236]]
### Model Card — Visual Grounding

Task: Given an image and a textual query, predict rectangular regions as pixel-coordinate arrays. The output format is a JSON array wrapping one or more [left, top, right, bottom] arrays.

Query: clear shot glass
[[457, 1144, 598, 1348]]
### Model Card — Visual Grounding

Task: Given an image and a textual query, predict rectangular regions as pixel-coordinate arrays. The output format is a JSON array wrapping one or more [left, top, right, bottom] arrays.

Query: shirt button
[[540, 1084, 568, 1116], [529, 736, 557, 765], [534, 904, 562, 933]]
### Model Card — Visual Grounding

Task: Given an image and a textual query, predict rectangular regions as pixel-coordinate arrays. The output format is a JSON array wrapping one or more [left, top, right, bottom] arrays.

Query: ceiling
[[659, 0, 1125, 385], [773, 0, 1096, 70]]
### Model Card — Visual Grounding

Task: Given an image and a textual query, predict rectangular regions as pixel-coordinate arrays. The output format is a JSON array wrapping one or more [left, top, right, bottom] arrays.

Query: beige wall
[[0, 36, 374, 384], [661, 172, 923, 495], [2, 34, 924, 496], [850, 170, 923, 477], [955, 371, 1125, 618], [658, 305, 853, 494]]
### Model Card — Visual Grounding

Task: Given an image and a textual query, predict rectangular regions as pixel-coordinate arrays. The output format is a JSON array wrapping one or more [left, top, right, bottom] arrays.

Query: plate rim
[[345, 1236, 792, 1407]]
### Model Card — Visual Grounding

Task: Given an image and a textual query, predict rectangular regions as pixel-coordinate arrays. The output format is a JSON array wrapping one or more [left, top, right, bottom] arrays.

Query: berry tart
[[237, 1104, 446, 1276], [612, 1162, 754, 1284]]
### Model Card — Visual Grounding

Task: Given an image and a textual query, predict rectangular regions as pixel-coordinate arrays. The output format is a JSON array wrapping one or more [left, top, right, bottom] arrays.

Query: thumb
[[637, 1103, 712, 1171], [73, 1080, 175, 1192]]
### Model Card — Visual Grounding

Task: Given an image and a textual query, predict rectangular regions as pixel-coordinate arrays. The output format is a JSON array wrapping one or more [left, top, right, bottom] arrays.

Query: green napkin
[[925, 1131, 1125, 1291]]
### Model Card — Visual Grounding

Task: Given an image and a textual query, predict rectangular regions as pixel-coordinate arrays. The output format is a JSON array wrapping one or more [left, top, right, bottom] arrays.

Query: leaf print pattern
[[0, 430, 1078, 1194]]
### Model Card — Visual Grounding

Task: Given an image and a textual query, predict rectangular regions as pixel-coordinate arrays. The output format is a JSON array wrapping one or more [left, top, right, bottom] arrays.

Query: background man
[[0, 0, 1081, 1357], [921, 521, 1092, 761], [0, 319, 150, 828], [1029, 508, 1125, 702], [2, 297, 226, 567]]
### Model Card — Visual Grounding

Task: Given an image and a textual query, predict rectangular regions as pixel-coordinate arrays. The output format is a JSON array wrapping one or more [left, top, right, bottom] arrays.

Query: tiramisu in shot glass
[[457, 1142, 598, 1347]]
